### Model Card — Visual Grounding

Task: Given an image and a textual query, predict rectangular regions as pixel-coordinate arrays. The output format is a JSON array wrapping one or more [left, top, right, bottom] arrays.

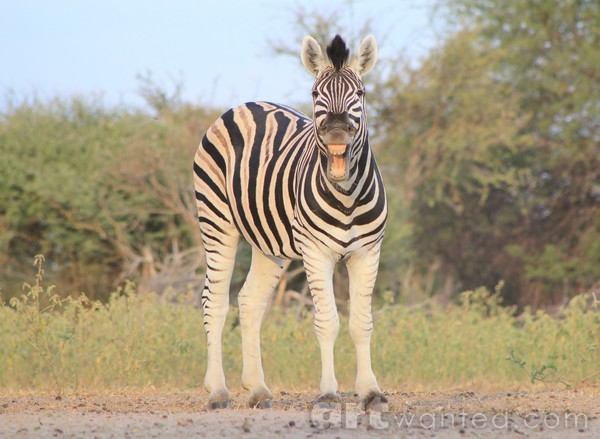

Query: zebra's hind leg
[[239, 247, 284, 408], [201, 228, 240, 410], [346, 246, 388, 412]]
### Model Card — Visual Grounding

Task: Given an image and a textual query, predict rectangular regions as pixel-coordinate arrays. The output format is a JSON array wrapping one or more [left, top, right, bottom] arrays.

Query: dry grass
[[0, 257, 598, 394]]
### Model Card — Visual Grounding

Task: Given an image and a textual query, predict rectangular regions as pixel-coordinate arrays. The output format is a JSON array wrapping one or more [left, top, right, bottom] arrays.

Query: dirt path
[[1, 390, 598, 438]]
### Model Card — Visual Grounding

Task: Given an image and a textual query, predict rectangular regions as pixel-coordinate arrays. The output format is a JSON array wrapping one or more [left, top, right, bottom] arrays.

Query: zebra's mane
[[326, 35, 350, 71]]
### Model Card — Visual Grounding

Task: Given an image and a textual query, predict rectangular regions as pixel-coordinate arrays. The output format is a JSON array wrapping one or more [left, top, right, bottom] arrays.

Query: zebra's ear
[[351, 35, 378, 76], [301, 36, 325, 77]]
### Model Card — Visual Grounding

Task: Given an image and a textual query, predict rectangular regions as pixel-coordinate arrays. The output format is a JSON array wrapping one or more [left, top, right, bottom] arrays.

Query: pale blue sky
[[0, 0, 441, 109]]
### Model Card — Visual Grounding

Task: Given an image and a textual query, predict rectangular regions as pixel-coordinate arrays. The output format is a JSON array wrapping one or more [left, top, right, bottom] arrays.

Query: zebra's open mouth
[[327, 144, 349, 181]]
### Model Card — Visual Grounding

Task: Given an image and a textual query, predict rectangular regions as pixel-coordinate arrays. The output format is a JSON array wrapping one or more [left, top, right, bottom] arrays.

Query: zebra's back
[[194, 101, 310, 259]]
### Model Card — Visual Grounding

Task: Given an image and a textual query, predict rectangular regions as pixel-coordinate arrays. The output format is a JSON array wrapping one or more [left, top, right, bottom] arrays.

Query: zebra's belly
[[235, 215, 383, 262], [291, 218, 385, 260], [238, 224, 303, 261]]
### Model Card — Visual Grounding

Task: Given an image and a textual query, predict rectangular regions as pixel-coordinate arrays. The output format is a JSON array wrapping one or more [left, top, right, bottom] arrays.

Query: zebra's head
[[301, 34, 377, 183]]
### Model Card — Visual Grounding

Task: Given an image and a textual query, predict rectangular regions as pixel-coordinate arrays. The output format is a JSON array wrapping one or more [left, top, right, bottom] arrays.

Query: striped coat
[[194, 35, 388, 411]]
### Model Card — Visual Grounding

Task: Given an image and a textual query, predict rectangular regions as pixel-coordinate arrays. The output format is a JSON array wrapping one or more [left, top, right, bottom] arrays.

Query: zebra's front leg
[[238, 247, 284, 408], [303, 250, 340, 404], [346, 246, 388, 411]]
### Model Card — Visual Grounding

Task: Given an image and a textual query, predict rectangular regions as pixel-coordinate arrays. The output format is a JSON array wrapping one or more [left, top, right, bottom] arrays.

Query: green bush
[[0, 95, 221, 300], [374, 0, 600, 306], [1, 1, 598, 308]]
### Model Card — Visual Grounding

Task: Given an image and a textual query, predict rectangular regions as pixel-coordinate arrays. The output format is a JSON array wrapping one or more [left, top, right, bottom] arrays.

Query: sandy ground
[[1, 389, 598, 438]]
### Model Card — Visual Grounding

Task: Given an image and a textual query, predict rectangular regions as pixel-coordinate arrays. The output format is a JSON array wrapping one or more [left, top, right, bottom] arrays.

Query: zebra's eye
[[356, 89, 365, 97], [312, 91, 319, 99]]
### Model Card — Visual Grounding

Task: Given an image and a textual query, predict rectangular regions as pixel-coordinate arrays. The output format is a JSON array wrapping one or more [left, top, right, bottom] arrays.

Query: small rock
[[242, 417, 252, 433]]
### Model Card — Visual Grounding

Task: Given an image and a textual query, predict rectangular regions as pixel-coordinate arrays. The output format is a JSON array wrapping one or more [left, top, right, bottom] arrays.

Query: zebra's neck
[[317, 133, 375, 199]]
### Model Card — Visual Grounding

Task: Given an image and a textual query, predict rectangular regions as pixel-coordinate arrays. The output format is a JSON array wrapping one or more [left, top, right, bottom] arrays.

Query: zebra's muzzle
[[319, 117, 355, 182]]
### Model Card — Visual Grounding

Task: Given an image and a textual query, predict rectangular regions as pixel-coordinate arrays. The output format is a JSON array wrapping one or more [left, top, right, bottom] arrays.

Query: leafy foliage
[[1, 1, 598, 308], [0, 91, 221, 300], [374, 0, 599, 306]]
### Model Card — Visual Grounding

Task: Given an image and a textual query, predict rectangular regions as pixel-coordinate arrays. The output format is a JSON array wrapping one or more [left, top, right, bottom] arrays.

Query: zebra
[[193, 34, 387, 411]]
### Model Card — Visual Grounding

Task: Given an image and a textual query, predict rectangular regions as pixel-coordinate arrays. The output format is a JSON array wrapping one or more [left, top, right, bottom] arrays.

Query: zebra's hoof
[[317, 392, 341, 409], [248, 388, 273, 409], [252, 399, 273, 409], [208, 389, 231, 410], [208, 398, 230, 410], [362, 391, 388, 412]]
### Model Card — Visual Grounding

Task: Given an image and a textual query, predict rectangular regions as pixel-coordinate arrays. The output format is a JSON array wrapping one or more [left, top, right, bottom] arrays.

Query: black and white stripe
[[193, 35, 388, 411]]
